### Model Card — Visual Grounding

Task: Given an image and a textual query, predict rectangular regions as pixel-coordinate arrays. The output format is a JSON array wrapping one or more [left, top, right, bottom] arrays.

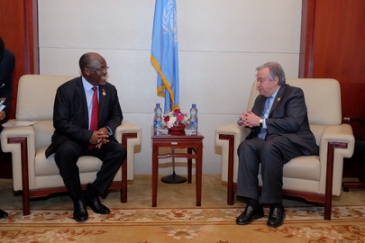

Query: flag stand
[[161, 148, 187, 184]]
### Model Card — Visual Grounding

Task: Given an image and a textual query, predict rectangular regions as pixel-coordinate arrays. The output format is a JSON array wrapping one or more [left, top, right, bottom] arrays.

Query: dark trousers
[[54, 140, 126, 200], [236, 135, 303, 204]]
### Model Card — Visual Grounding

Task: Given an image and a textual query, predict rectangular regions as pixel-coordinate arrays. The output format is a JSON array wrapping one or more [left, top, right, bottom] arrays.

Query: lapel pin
[[102, 89, 106, 96], [277, 97, 281, 101]]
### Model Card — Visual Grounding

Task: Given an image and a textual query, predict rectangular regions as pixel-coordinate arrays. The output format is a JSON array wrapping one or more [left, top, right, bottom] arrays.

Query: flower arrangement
[[162, 109, 189, 128]]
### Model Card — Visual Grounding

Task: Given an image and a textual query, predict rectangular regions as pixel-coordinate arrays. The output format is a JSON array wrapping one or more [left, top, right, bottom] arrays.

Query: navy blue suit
[[237, 84, 319, 203]]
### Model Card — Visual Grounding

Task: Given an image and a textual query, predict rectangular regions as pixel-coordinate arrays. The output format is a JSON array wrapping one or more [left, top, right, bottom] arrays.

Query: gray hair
[[256, 62, 286, 85]]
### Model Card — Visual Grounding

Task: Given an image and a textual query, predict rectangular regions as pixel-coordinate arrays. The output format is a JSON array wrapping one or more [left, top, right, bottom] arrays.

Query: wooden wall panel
[[300, 0, 365, 121], [312, 0, 365, 118], [300, 0, 365, 185], [0, 0, 38, 119], [0, 0, 38, 178], [0, 1, 26, 120]]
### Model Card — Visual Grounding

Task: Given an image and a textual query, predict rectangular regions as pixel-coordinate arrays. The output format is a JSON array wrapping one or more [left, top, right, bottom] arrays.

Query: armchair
[[0, 74, 142, 215], [342, 116, 365, 190], [215, 78, 354, 220]]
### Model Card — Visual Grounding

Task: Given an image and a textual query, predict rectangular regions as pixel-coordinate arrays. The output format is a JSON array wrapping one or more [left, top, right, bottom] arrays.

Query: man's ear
[[274, 77, 279, 85], [84, 68, 91, 76]]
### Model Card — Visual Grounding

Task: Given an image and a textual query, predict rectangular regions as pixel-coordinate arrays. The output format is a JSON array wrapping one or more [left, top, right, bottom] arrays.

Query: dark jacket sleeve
[[98, 83, 123, 134], [0, 48, 15, 133], [0, 48, 15, 115]]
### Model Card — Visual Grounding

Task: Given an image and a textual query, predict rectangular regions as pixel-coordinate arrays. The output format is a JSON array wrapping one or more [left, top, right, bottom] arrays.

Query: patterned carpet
[[1, 175, 365, 242], [1, 206, 365, 243]]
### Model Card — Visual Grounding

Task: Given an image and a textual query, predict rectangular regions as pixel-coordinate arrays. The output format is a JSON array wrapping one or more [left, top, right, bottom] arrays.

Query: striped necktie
[[258, 96, 272, 140]]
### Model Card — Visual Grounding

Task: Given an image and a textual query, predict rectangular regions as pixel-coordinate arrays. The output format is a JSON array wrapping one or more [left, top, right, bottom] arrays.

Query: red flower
[[177, 113, 184, 121], [162, 109, 189, 128]]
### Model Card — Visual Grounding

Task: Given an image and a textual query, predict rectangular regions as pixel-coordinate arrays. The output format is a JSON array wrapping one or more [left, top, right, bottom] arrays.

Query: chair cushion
[[282, 155, 320, 181], [35, 147, 102, 176], [16, 75, 75, 120], [34, 120, 54, 149]]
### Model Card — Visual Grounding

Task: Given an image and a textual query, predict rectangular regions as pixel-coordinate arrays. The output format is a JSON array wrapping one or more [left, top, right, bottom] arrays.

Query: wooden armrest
[[114, 120, 142, 180], [343, 116, 365, 126], [320, 124, 355, 158]]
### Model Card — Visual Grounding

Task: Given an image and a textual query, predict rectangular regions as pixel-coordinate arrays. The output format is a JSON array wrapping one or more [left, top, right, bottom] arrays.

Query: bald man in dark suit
[[235, 62, 319, 228], [45, 52, 126, 222]]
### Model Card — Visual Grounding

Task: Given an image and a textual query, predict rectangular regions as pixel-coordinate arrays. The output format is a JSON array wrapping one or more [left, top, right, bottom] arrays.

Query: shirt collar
[[270, 86, 280, 100], [82, 76, 98, 92]]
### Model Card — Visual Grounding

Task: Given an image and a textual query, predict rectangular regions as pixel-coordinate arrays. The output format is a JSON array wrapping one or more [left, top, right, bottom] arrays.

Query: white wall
[[38, 0, 302, 176]]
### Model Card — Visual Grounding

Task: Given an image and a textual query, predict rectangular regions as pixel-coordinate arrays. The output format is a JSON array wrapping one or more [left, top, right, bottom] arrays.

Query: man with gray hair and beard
[[235, 62, 318, 228]]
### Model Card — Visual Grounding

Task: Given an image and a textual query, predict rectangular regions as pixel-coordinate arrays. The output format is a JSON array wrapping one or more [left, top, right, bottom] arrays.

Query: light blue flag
[[150, 0, 180, 114]]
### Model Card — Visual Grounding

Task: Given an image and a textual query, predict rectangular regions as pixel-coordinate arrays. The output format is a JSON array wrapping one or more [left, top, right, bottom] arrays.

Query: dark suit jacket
[[45, 76, 123, 157], [0, 48, 15, 133], [247, 84, 319, 155]]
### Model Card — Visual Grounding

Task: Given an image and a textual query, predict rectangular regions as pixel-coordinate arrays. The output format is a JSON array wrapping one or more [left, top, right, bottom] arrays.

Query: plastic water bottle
[[189, 104, 198, 135], [153, 103, 163, 134]]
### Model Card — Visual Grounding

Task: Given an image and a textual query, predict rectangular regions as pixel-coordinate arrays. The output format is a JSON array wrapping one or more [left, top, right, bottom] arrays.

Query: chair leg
[[121, 186, 127, 203], [119, 132, 138, 203], [323, 199, 331, 220], [22, 191, 31, 216], [342, 181, 365, 192], [323, 141, 348, 220], [227, 182, 234, 205], [8, 137, 31, 215], [218, 134, 236, 205], [121, 158, 127, 203]]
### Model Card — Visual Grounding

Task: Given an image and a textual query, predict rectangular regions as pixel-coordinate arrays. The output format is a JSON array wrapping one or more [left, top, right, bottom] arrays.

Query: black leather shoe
[[73, 200, 88, 222], [236, 205, 264, 225], [84, 184, 110, 215], [0, 209, 8, 219], [267, 204, 285, 228]]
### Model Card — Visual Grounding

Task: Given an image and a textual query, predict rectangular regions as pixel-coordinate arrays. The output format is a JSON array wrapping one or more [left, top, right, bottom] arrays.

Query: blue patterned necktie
[[258, 96, 273, 140]]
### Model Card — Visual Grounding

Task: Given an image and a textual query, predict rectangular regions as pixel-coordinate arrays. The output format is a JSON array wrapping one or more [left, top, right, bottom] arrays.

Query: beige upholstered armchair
[[215, 78, 354, 220], [1, 75, 142, 215]]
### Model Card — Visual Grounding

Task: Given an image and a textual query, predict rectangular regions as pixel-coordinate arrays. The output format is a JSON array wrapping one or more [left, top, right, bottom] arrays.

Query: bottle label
[[154, 120, 161, 128], [190, 121, 198, 128]]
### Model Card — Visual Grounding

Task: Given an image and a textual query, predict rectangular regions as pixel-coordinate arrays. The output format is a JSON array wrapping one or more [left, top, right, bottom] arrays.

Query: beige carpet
[[1, 175, 365, 242], [1, 206, 365, 242]]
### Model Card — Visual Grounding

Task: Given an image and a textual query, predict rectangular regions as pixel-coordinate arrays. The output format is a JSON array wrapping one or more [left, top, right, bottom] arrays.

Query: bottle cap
[[156, 103, 160, 107], [192, 104, 196, 108]]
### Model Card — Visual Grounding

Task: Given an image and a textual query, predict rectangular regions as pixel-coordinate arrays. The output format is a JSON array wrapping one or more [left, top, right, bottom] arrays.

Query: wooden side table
[[151, 133, 204, 207]]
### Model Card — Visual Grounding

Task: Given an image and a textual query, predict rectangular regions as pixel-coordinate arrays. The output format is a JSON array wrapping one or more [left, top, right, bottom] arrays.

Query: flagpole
[[151, 0, 186, 184], [161, 148, 187, 184]]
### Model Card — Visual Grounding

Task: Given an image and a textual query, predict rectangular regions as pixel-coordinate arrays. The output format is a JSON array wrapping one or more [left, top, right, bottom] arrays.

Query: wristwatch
[[259, 118, 264, 127]]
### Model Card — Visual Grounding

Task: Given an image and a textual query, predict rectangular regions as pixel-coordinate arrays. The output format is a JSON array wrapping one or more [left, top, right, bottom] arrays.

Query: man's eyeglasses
[[86, 66, 109, 73]]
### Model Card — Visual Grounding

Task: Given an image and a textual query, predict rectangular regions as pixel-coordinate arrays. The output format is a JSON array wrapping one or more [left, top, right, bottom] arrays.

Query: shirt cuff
[[105, 126, 113, 136]]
